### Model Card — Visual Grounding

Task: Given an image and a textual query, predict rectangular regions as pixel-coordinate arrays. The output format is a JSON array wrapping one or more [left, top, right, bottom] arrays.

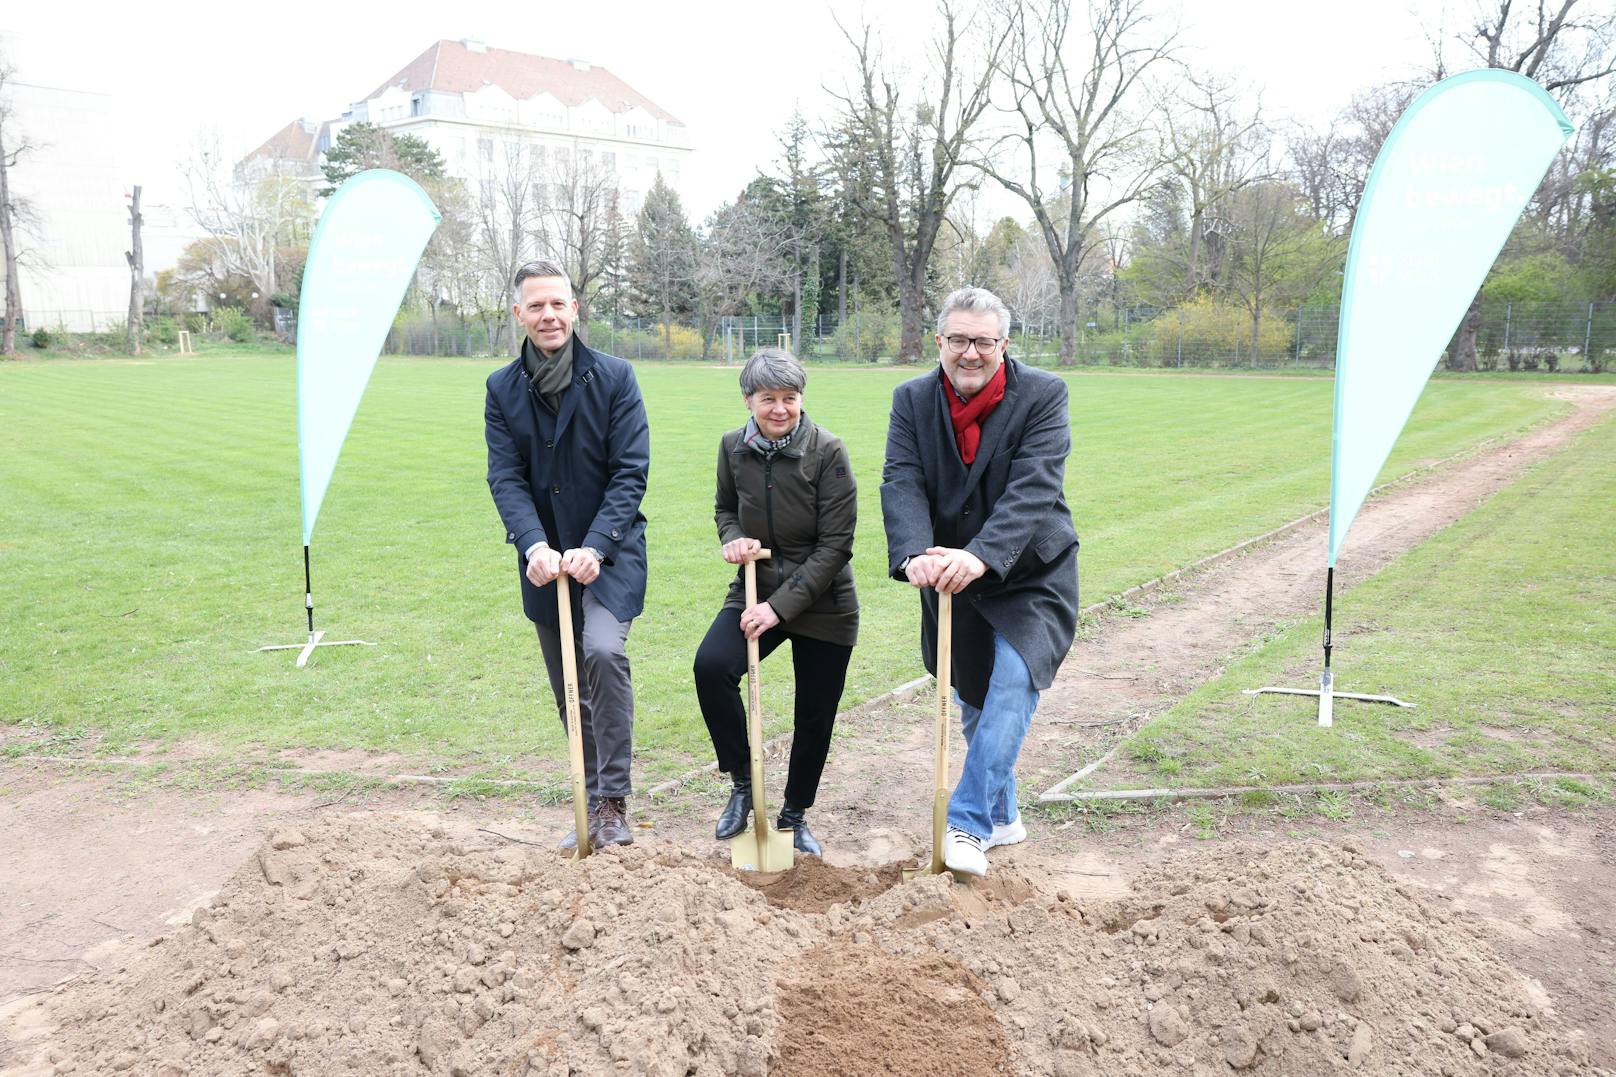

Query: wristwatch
[[583, 546, 605, 563]]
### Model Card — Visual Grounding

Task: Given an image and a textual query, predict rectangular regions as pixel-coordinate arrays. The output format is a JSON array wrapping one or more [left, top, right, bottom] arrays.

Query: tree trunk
[[791, 272, 803, 355], [837, 248, 847, 328], [125, 186, 144, 355], [1450, 291, 1482, 371], [896, 277, 927, 363], [0, 130, 21, 357], [1057, 277, 1079, 366]]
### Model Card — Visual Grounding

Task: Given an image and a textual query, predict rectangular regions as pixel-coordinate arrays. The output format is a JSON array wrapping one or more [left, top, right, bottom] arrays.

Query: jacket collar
[[506, 333, 599, 440], [730, 411, 815, 460]]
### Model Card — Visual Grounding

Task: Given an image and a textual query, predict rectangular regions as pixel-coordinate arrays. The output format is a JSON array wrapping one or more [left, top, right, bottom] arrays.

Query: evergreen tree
[[320, 122, 446, 195], [628, 173, 697, 355]]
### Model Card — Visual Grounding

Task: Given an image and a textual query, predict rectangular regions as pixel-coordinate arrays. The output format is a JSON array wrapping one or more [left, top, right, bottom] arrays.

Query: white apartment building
[[1, 77, 206, 332], [245, 38, 692, 216]]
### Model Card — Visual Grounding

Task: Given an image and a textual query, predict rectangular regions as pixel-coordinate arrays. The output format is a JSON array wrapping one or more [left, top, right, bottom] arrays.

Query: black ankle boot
[[777, 807, 822, 857], [715, 775, 752, 840]]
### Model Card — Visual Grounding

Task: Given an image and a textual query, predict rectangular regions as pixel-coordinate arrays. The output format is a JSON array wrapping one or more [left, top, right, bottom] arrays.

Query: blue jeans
[[948, 632, 1038, 840]]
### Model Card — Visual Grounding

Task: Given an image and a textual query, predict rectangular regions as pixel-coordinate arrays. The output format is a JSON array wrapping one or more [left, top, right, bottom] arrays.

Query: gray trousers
[[534, 588, 635, 799]]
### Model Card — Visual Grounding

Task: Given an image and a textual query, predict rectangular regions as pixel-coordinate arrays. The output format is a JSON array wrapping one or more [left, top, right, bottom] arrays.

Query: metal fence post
[[1294, 308, 1303, 367], [1176, 308, 1183, 368], [1503, 302, 1512, 355], [1586, 302, 1595, 369]]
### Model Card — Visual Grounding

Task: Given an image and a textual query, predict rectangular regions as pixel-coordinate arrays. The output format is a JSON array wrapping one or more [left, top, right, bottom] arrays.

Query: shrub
[[30, 326, 51, 349], [1143, 297, 1293, 366], [148, 318, 180, 346], [831, 312, 899, 362], [213, 306, 255, 343], [660, 323, 704, 359]]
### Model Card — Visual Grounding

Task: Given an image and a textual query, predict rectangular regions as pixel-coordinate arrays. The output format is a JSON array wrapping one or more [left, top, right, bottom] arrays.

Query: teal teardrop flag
[[297, 170, 441, 545], [1328, 71, 1571, 566]]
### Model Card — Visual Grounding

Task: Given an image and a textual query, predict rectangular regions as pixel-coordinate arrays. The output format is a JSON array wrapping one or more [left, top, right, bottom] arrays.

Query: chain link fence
[[20, 298, 1614, 374]]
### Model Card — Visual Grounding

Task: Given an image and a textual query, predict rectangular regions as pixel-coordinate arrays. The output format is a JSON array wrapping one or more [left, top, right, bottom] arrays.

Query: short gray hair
[[935, 286, 1011, 339], [739, 347, 806, 396], [512, 259, 573, 299]]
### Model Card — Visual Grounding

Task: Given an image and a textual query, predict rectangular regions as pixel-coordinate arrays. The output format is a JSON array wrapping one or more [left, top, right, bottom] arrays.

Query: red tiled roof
[[243, 118, 328, 163], [365, 39, 683, 126]]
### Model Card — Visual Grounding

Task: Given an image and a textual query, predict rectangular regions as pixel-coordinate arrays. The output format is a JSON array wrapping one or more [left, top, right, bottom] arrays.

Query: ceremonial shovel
[[905, 590, 953, 881], [729, 550, 795, 873], [556, 573, 591, 860]]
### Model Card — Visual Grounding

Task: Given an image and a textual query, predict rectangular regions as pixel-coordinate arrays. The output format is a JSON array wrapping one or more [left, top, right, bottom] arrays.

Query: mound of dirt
[[6, 818, 1604, 1076], [728, 857, 904, 914]]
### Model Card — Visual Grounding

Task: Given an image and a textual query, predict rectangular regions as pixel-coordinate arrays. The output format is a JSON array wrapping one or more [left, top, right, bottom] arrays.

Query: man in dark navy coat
[[881, 286, 1079, 878], [485, 260, 650, 850]]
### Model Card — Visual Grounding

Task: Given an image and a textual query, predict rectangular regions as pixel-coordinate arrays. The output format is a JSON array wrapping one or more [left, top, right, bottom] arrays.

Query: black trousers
[[692, 607, 852, 811]]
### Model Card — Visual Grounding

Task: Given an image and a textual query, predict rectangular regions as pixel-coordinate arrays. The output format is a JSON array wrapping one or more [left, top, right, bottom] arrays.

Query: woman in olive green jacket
[[693, 348, 859, 856]]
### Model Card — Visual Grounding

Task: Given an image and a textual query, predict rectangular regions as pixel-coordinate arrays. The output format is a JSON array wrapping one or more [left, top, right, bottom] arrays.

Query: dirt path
[[3, 385, 1614, 1074]]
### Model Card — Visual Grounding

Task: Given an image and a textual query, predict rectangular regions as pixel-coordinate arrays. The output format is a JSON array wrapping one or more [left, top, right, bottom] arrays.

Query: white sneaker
[[943, 826, 988, 877], [987, 817, 1026, 850]]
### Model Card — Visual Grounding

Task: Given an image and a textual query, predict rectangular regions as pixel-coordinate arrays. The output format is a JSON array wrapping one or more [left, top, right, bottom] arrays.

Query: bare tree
[[938, 185, 990, 290], [0, 51, 34, 357], [828, 3, 1007, 361], [472, 138, 547, 352], [1533, 95, 1614, 258], [539, 148, 623, 338], [125, 186, 143, 354], [183, 134, 311, 315], [1222, 181, 1340, 357], [411, 178, 488, 353], [694, 195, 797, 355], [1158, 72, 1270, 297], [978, 0, 1178, 364], [1003, 227, 1061, 344], [1445, 0, 1616, 369]]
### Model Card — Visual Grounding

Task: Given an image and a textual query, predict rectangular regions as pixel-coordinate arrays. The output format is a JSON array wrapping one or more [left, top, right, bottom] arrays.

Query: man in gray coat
[[881, 286, 1079, 877], [486, 260, 650, 851]]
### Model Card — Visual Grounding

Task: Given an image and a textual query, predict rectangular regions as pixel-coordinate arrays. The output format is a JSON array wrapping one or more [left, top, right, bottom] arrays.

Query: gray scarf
[[742, 416, 800, 456], [523, 336, 574, 412]]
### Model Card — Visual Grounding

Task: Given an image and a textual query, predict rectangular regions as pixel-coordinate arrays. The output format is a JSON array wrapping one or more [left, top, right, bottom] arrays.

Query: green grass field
[[1107, 410, 1616, 794], [0, 351, 1570, 782]]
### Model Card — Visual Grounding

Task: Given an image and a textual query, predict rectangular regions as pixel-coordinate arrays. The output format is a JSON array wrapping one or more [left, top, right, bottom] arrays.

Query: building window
[[479, 138, 493, 162]]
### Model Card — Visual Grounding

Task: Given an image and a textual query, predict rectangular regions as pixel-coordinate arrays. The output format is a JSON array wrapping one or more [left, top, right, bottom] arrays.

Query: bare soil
[[3, 385, 1613, 1076]]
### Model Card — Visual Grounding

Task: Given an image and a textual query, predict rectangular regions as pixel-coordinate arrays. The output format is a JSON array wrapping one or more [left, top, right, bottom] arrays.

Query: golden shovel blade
[[729, 825, 796, 873]]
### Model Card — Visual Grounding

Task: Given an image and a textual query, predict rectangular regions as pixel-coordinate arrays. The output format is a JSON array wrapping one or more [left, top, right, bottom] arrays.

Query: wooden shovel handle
[[557, 573, 591, 860]]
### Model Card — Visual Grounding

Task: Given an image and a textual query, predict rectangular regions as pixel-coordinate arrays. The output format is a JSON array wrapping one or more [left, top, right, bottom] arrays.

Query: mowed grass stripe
[[1109, 411, 1616, 791], [0, 356, 1564, 778]]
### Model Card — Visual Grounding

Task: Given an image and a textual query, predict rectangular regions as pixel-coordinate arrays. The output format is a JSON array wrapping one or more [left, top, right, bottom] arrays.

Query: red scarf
[[944, 361, 1007, 464]]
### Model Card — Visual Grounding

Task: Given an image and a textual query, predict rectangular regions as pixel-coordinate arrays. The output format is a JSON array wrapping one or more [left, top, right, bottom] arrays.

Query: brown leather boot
[[590, 796, 634, 848], [558, 796, 601, 852]]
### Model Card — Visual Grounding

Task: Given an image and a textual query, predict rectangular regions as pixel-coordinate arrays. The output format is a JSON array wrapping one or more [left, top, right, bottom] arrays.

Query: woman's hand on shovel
[[722, 537, 762, 565], [739, 601, 780, 640]]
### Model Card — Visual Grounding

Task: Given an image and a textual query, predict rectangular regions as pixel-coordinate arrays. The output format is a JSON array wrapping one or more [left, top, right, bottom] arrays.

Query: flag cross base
[[1244, 684, 1415, 728], [257, 630, 376, 668]]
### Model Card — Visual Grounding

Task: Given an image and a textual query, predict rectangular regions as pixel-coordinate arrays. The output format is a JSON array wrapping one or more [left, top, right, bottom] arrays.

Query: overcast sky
[[4, 0, 1450, 221]]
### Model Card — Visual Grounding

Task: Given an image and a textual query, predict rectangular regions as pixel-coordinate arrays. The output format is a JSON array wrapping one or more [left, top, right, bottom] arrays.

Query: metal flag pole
[[256, 545, 374, 667], [1246, 566, 1412, 726]]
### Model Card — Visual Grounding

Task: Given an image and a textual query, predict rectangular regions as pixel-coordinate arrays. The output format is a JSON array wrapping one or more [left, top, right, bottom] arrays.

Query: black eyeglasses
[[943, 335, 1003, 355]]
